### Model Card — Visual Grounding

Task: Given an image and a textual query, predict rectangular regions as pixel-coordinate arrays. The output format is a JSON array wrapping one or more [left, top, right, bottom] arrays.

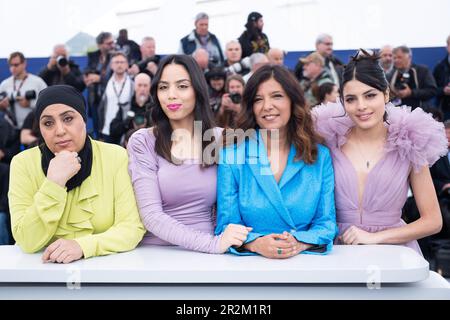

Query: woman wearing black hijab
[[8, 85, 145, 264]]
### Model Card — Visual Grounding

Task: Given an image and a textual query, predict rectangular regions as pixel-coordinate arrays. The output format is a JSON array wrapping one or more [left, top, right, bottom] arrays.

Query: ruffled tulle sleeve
[[385, 104, 448, 172], [311, 102, 354, 149]]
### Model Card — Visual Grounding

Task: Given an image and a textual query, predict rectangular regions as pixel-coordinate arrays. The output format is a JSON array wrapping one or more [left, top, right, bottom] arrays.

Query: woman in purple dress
[[127, 55, 251, 253], [313, 50, 446, 254]]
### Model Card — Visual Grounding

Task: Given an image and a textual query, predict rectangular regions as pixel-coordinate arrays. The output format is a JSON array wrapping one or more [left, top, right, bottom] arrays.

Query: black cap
[[205, 67, 226, 81], [35, 85, 87, 122], [247, 12, 262, 23]]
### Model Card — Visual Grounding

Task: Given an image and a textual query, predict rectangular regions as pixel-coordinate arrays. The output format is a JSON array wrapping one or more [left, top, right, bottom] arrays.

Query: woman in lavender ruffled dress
[[313, 50, 446, 254]]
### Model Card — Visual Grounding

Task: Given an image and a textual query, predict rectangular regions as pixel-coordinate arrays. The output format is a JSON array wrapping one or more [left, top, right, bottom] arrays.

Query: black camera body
[[126, 110, 147, 128], [23, 90, 36, 100], [56, 56, 68, 67], [395, 71, 411, 91], [229, 92, 242, 104], [137, 56, 159, 71], [0, 90, 36, 103], [0, 91, 14, 108], [133, 114, 146, 126], [209, 56, 220, 67]]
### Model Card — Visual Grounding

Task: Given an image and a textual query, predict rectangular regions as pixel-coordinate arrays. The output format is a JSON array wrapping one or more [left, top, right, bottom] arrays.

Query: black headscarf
[[35, 85, 92, 192]]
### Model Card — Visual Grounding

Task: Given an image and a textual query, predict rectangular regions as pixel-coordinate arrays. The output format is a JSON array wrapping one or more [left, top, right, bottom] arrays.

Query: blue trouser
[[0, 212, 10, 245]]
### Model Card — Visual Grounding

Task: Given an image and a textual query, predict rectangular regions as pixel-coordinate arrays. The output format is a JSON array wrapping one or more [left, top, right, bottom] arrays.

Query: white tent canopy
[[0, 0, 449, 58]]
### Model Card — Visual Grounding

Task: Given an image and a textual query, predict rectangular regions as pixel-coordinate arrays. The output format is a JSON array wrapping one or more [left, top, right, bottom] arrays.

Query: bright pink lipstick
[[167, 104, 182, 111]]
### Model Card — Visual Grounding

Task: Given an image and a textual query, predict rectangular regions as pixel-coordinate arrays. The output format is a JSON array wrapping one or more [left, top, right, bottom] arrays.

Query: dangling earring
[[383, 108, 390, 124], [338, 99, 347, 117], [383, 90, 390, 123]]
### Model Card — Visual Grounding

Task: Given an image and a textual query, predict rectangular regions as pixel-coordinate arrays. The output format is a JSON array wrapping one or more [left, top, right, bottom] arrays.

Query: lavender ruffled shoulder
[[385, 104, 447, 172], [311, 102, 354, 150]]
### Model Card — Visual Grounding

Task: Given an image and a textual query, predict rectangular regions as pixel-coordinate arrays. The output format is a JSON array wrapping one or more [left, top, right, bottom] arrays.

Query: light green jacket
[[8, 139, 146, 258]]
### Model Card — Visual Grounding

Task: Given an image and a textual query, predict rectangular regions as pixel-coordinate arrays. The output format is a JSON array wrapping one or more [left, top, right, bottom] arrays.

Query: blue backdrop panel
[[0, 47, 447, 83]]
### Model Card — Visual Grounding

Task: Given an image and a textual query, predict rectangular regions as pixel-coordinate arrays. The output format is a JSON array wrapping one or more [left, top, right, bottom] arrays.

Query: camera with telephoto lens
[[56, 56, 68, 67], [224, 56, 251, 74], [395, 72, 410, 90], [229, 92, 242, 104], [12, 90, 36, 102], [0, 91, 14, 108], [0, 90, 36, 105], [0, 91, 7, 100]]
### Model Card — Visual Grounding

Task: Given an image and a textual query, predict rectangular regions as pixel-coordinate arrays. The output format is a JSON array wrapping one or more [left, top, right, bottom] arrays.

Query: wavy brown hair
[[224, 64, 323, 164]]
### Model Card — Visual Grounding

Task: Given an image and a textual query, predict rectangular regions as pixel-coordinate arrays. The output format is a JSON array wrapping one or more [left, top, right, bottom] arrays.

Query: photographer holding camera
[[205, 67, 226, 114], [430, 120, 450, 198], [38, 44, 85, 93], [388, 45, 437, 109], [433, 35, 450, 120], [83, 32, 116, 136], [216, 74, 245, 128], [128, 37, 161, 78], [0, 52, 47, 129], [110, 73, 152, 144], [223, 40, 251, 76], [98, 52, 133, 144], [0, 113, 18, 244]]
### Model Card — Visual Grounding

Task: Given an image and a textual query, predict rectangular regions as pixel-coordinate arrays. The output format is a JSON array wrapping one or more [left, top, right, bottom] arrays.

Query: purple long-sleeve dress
[[127, 128, 222, 253], [313, 102, 447, 254]]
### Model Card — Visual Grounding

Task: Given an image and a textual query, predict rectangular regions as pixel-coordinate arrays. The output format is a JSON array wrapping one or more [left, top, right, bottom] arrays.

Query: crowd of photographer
[[0, 11, 449, 273]]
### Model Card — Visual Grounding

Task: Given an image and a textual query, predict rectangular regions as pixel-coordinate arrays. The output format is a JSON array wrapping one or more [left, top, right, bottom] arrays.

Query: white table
[[0, 245, 448, 300]]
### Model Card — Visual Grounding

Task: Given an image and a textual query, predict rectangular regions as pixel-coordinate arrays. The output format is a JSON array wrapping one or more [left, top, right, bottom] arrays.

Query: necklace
[[358, 142, 370, 169], [353, 134, 385, 170], [354, 138, 371, 169]]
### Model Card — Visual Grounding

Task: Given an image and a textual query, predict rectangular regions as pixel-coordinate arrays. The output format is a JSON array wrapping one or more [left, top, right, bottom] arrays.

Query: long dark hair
[[245, 14, 263, 41], [315, 82, 337, 104], [227, 64, 323, 164], [150, 54, 216, 166], [340, 49, 389, 100], [340, 49, 389, 121]]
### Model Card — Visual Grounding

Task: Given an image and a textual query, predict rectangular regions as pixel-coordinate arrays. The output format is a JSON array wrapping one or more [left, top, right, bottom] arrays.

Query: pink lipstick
[[167, 104, 182, 111]]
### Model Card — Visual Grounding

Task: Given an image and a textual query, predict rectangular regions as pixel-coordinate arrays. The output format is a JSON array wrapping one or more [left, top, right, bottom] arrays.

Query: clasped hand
[[246, 232, 308, 259], [42, 239, 83, 264]]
